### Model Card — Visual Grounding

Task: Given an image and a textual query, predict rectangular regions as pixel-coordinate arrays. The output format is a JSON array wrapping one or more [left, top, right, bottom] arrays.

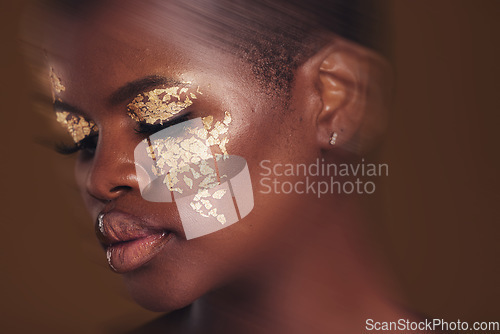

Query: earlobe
[[315, 37, 392, 155], [317, 48, 364, 151]]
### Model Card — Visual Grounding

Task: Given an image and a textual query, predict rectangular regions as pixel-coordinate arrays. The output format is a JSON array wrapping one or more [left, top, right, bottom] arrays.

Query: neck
[[189, 195, 412, 334]]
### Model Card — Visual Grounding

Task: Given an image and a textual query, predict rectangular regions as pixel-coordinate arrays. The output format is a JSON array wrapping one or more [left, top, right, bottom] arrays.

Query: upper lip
[[95, 210, 169, 247]]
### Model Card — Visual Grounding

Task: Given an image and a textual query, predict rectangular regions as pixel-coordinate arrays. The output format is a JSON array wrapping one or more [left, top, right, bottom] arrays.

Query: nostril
[[109, 185, 133, 194]]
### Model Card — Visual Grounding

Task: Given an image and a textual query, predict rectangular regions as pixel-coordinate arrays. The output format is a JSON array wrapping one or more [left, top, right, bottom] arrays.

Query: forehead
[[44, 0, 250, 100], [47, 0, 226, 50]]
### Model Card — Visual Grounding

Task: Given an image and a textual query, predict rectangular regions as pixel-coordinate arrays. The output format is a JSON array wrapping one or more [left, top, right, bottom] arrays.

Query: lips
[[95, 210, 173, 273]]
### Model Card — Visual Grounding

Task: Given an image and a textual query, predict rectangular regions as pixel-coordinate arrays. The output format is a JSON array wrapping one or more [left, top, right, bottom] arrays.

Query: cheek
[[74, 158, 96, 214], [216, 111, 315, 240], [225, 104, 321, 227], [74, 158, 87, 192], [227, 109, 317, 188]]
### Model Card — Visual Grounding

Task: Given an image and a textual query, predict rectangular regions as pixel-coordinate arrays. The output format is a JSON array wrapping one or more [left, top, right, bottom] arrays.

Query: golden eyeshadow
[[55, 111, 98, 143], [127, 86, 198, 125]]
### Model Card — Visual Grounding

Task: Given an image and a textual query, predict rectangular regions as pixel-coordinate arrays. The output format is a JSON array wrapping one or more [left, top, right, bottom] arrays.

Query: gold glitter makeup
[[55, 111, 98, 143], [127, 86, 197, 125], [143, 113, 233, 225], [204, 112, 232, 156], [127, 82, 239, 229], [50, 67, 65, 94], [134, 113, 254, 240]]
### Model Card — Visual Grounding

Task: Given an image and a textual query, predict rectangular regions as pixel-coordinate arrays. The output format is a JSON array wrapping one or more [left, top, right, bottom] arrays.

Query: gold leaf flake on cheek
[[127, 86, 198, 125], [212, 189, 226, 200], [202, 111, 232, 156], [55, 111, 98, 143], [146, 112, 233, 225], [202, 116, 213, 129]]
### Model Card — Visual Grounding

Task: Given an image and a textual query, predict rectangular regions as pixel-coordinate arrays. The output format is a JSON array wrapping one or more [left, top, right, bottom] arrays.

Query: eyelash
[[134, 112, 192, 134], [55, 112, 193, 156], [55, 135, 99, 156]]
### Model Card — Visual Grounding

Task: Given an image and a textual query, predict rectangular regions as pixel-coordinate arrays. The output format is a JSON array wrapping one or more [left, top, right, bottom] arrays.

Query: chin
[[130, 292, 192, 313], [121, 263, 207, 312], [125, 278, 198, 312]]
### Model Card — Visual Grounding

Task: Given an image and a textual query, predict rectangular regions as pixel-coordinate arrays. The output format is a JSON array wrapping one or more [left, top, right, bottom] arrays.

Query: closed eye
[[134, 112, 192, 135], [55, 134, 99, 155]]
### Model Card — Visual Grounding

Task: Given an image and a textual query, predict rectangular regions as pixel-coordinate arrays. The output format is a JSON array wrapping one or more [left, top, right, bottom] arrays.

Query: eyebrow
[[107, 75, 183, 106]]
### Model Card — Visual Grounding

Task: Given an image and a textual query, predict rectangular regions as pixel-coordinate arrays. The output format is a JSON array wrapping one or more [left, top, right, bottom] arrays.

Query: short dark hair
[[43, 0, 389, 96], [199, 0, 389, 94]]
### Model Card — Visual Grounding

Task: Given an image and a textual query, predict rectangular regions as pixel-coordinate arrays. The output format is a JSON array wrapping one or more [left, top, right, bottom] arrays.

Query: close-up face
[[5, 1, 500, 332], [46, 0, 324, 312]]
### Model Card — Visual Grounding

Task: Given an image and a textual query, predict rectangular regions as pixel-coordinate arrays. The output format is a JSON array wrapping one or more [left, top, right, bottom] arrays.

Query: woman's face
[[47, 1, 322, 311]]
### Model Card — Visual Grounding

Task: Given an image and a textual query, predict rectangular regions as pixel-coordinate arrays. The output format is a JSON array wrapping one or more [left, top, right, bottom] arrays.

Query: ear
[[315, 37, 392, 154]]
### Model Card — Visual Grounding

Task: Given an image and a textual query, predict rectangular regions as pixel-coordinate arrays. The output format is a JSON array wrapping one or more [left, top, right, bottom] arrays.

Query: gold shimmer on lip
[[127, 86, 198, 125], [146, 112, 233, 224], [55, 111, 98, 143]]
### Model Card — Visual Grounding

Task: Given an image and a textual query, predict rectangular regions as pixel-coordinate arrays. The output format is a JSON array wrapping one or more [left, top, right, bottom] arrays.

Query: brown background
[[1, 0, 499, 333]]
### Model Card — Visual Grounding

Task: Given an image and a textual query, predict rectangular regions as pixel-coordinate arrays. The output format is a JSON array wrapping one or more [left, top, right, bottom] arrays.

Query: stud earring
[[329, 132, 338, 146]]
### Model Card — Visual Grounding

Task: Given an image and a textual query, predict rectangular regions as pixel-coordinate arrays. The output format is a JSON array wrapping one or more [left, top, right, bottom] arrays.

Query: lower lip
[[106, 232, 171, 273]]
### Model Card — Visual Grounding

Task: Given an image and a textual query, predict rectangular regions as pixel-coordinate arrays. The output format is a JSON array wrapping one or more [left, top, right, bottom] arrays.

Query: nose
[[81, 129, 139, 202]]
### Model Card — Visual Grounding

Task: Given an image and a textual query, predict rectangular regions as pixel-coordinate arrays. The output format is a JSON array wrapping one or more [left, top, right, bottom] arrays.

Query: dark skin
[[44, 1, 420, 333]]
